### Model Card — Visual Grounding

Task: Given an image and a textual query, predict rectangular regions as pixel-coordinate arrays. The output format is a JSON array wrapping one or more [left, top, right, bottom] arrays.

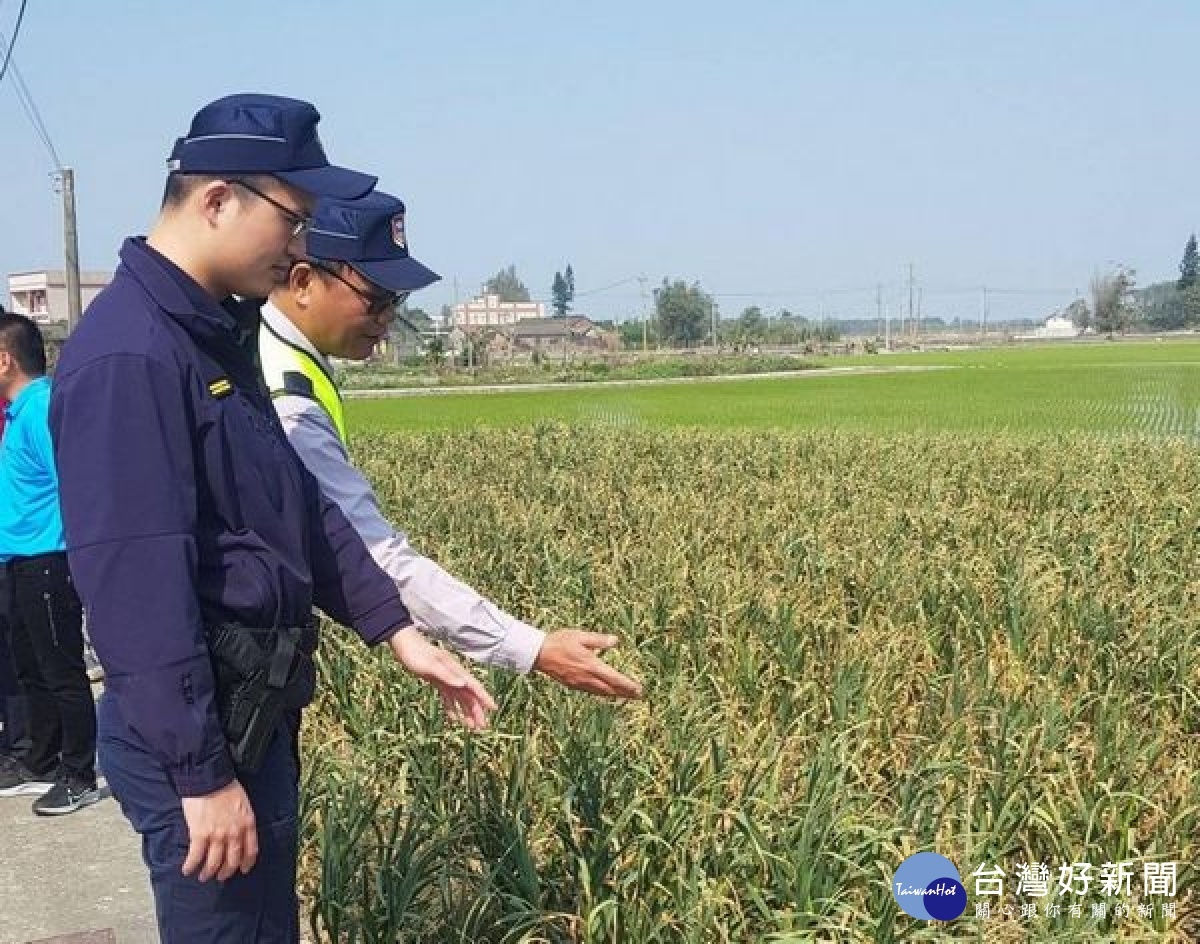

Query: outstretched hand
[[534, 630, 644, 699], [387, 627, 497, 729]]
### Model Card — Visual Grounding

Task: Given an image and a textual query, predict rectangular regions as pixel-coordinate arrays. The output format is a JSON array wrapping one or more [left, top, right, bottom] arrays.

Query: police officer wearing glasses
[[50, 94, 495, 943], [261, 191, 645, 698]]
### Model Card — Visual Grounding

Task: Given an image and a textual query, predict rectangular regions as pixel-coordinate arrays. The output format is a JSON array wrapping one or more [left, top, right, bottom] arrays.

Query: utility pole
[[451, 276, 466, 368], [638, 274, 648, 352], [980, 286, 989, 338], [884, 299, 891, 350], [916, 286, 923, 341], [710, 295, 718, 350], [876, 282, 883, 339], [56, 168, 83, 334], [907, 263, 915, 340]]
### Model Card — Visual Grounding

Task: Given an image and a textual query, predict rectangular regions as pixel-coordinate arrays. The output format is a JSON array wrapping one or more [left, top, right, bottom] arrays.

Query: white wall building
[[1033, 314, 1080, 339], [7, 270, 112, 324], [451, 293, 545, 328]]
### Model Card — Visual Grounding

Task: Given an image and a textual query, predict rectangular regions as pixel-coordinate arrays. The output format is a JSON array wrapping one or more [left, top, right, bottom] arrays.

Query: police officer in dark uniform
[[50, 94, 495, 943]]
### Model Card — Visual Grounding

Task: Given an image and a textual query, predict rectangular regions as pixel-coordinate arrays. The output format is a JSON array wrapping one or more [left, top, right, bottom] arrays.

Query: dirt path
[[342, 364, 953, 399]]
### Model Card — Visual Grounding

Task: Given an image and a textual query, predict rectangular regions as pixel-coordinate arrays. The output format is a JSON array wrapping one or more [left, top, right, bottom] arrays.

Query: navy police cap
[[167, 93, 376, 200], [306, 191, 440, 293]]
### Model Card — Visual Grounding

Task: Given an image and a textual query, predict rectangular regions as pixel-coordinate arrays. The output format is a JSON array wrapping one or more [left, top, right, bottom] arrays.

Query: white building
[[451, 293, 545, 328], [7, 270, 112, 324], [1033, 314, 1080, 339]]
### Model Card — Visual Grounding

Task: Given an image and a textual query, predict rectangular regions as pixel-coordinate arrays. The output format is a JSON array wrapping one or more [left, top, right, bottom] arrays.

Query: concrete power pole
[[57, 168, 83, 334], [907, 263, 915, 340], [638, 274, 648, 351]]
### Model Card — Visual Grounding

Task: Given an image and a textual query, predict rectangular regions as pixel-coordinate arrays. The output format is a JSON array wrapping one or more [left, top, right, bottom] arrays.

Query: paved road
[[0, 785, 157, 944]]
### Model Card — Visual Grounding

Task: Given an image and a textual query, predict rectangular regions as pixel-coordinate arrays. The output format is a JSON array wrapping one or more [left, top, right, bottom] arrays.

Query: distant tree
[[387, 307, 429, 354], [394, 305, 431, 332], [551, 272, 568, 316], [738, 306, 766, 337], [772, 308, 810, 345], [1179, 285, 1200, 327], [801, 321, 840, 343], [458, 331, 489, 367], [565, 264, 575, 300], [618, 318, 658, 349], [1151, 284, 1200, 330], [1063, 298, 1091, 332], [1138, 277, 1192, 330], [730, 306, 766, 350], [1091, 266, 1137, 336], [1179, 234, 1198, 290], [654, 279, 712, 346], [551, 271, 571, 317], [485, 265, 531, 303]]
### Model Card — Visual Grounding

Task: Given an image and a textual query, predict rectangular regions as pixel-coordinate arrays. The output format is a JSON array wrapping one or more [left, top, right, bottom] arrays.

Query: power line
[[0, 22, 63, 168], [0, 0, 28, 87], [9, 58, 61, 167], [574, 275, 640, 297]]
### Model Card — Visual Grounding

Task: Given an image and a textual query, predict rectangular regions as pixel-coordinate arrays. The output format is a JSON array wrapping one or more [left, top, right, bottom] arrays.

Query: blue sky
[[1, 1, 1196, 323]]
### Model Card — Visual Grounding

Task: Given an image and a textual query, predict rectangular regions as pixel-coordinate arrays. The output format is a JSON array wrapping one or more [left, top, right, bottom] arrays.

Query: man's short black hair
[[0, 311, 47, 376], [160, 172, 276, 210]]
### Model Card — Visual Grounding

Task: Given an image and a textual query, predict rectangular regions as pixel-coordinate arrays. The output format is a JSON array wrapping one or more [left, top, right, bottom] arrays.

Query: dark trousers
[[1, 552, 97, 784], [0, 608, 29, 756], [98, 693, 301, 943]]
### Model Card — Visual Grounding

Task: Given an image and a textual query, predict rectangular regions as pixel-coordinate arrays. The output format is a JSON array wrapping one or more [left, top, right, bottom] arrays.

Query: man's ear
[[289, 261, 316, 295], [282, 261, 323, 310], [196, 179, 236, 226]]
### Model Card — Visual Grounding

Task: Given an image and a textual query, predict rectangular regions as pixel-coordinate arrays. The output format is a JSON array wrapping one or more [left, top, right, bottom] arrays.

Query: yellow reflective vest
[[258, 318, 347, 443]]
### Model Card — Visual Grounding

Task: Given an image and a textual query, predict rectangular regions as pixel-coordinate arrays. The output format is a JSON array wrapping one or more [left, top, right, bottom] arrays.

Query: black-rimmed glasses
[[228, 179, 311, 240], [312, 262, 408, 316]]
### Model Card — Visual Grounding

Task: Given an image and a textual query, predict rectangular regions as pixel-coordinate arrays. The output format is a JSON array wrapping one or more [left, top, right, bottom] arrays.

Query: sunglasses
[[311, 262, 408, 315]]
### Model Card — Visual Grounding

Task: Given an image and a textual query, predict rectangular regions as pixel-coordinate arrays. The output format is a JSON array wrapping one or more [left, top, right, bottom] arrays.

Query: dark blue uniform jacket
[[50, 237, 411, 796]]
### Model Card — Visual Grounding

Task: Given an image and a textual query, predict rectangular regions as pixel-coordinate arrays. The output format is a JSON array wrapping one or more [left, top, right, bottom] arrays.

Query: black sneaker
[[32, 779, 103, 816], [0, 761, 56, 797]]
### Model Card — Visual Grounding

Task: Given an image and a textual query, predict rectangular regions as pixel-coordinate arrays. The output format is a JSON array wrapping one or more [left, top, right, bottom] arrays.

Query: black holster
[[205, 621, 317, 774]]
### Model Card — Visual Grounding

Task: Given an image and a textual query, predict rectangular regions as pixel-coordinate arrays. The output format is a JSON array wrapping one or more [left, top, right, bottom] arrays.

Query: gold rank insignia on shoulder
[[208, 378, 234, 398]]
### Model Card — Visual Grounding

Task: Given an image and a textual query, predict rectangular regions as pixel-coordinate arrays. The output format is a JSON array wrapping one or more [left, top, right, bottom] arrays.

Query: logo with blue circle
[[892, 852, 967, 921]]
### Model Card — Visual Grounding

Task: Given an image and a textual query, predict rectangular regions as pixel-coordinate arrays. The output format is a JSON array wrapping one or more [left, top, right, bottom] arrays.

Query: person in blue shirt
[[50, 94, 496, 943], [0, 304, 24, 767], [0, 312, 98, 815]]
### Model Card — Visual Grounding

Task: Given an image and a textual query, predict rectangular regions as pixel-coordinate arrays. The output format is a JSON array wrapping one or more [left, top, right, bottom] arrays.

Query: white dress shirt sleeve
[[275, 395, 546, 672]]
